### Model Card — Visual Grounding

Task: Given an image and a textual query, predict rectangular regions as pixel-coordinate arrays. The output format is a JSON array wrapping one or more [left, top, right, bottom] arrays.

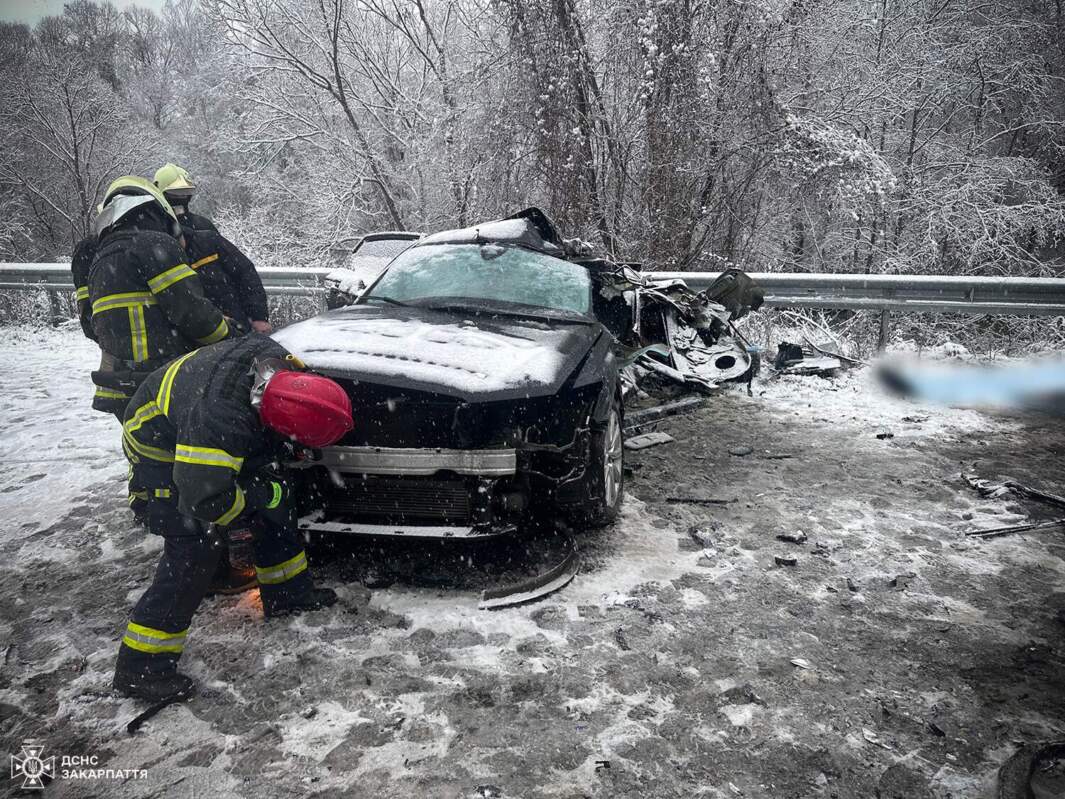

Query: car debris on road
[[964, 473, 1065, 510], [478, 547, 581, 610], [624, 431, 676, 451]]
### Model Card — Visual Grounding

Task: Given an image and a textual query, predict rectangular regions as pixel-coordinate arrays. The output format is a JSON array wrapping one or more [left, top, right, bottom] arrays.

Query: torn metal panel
[[614, 266, 762, 397], [666, 310, 751, 384]]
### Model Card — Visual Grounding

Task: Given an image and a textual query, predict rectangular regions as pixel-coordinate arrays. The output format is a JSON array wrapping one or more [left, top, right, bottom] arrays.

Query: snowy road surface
[[2, 325, 1065, 798]]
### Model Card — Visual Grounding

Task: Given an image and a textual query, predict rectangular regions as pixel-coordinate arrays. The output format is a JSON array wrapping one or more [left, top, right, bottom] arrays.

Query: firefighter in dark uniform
[[153, 163, 218, 234], [183, 226, 271, 334], [71, 234, 97, 341], [88, 176, 230, 420], [114, 333, 354, 702], [154, 163, 273, 334]]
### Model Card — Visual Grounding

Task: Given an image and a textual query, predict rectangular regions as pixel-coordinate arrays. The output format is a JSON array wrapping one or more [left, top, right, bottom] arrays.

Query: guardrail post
[[46, 288, 63, 327], [877, 309, 891, 352]]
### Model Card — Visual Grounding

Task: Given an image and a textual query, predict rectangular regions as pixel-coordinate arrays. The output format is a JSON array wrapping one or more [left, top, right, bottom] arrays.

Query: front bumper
[[295, 445, 523, 538], [311, 445, 517, 477]]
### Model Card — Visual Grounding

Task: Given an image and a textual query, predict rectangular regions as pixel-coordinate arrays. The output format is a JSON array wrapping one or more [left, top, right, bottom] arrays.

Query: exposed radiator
[[325, 476, 471, 523]]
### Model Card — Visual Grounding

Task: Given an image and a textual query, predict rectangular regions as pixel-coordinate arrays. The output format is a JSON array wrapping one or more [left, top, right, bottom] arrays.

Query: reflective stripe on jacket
[[122, 334, 289, 524], [89, 229, 230, 367]]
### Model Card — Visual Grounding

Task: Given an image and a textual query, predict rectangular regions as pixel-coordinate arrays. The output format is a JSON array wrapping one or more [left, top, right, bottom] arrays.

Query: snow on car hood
[[273, 304, 602, 402]]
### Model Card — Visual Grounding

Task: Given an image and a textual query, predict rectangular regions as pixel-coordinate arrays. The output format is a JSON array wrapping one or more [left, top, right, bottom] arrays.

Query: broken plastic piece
[[479, 548, 580, 610], [624, 397, 704, 431], [126, 694, 188, 735], [624, 431, 675, 451]]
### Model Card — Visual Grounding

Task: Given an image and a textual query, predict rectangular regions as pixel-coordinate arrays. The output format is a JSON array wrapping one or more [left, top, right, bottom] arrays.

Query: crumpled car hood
[[273, 304, 603, 402]]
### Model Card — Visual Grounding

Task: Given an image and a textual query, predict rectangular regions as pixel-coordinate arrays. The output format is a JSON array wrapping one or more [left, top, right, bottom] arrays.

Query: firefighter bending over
[[113, 334, 353, 702]]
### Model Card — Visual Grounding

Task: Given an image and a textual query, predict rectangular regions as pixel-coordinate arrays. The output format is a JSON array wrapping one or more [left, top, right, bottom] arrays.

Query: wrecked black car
[[274, 208, 762, 539], [274, 209, 626, 538]]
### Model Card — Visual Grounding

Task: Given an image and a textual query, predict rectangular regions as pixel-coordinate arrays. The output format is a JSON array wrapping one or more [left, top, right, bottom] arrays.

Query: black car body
[[273, 209, 627, 538]]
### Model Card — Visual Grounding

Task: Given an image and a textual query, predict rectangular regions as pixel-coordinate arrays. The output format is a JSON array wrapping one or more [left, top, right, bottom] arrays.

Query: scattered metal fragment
[[720, 683, 768, 707], [126, 694, 190, 735], [613, 628, 631, 651], [687, 526, 714, 547], [792, 356, 845, 374], [776, 349, 845, 376], [889, 572, 917, 590], [478, 548, 580, 610], [966, 518, 1065, 540], [775, 554, 798, 567], [790, 657, 812, 669], [846, 577, 860, 593], [1007, 481, 1065, 510], [802, 334, 866, 367], [876, 432, 895, 440], [964, 473, 1013, 498], [729, 445, 754, 456], [624, 397, 705, 431], [776, 531, 808, 545], [965, 472, 1065, 511], [862, 727, 893, 750], [927, 721, 946, 737], [624, 431, 675, 450], [666, 496, 731, 505]]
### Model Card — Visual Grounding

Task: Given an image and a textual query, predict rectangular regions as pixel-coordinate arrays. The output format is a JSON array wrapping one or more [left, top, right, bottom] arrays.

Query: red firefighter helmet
[[260, 370, 353, 447]]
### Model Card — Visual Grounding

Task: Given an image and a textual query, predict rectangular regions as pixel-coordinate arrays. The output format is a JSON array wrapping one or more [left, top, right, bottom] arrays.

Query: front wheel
[[568, 397, 624, 527]]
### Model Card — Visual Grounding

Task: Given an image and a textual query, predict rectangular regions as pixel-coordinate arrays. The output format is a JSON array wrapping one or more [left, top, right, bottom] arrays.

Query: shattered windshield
[[364, 243, 592, 317]]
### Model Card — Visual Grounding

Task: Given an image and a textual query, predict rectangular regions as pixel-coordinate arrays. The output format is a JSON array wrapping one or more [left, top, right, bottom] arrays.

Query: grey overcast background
[[0, 0, 163, 23]]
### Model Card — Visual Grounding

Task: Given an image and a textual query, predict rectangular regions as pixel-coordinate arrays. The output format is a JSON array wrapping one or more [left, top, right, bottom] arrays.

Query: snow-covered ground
[[1, 325, 1064, 798]]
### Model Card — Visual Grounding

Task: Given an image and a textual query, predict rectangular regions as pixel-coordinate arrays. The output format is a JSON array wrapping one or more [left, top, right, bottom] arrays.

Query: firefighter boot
[[113, 668, 196, 703], [263, 586, 338, 618]]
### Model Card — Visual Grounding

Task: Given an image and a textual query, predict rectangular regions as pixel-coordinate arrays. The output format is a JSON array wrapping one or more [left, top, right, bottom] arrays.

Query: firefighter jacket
[[122, 334, 291, 525], [183, 226, 269, 327], [71, 235, 97, 341], [177, 209, 218, 234], [89, 229, 230, 370]]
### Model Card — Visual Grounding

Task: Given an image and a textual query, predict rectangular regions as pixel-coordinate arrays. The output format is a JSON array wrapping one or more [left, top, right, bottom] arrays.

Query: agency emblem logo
[[10, 740, 55, 790]]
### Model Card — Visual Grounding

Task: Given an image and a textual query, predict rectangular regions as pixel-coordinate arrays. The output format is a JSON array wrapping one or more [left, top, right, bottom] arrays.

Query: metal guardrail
[[655, 272, 1065, 316], [3, 263, 1065, 316], [0, 264, 331, 296]]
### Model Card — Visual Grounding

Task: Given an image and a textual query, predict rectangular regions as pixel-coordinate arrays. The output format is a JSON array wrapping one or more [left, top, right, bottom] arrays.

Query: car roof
[[359, 231, 422, 242], [414, 208, 567, 258]]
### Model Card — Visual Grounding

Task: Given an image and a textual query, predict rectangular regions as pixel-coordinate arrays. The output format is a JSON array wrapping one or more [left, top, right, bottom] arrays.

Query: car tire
[[567, 396, 624, 527]]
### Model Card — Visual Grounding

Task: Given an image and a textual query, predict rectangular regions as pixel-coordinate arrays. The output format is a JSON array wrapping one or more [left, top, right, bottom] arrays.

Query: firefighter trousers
[[114, 501, 312, 677]]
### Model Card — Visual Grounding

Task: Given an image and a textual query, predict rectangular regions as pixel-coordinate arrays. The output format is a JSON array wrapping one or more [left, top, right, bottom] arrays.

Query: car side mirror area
[[324, 270, 367, 310]]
